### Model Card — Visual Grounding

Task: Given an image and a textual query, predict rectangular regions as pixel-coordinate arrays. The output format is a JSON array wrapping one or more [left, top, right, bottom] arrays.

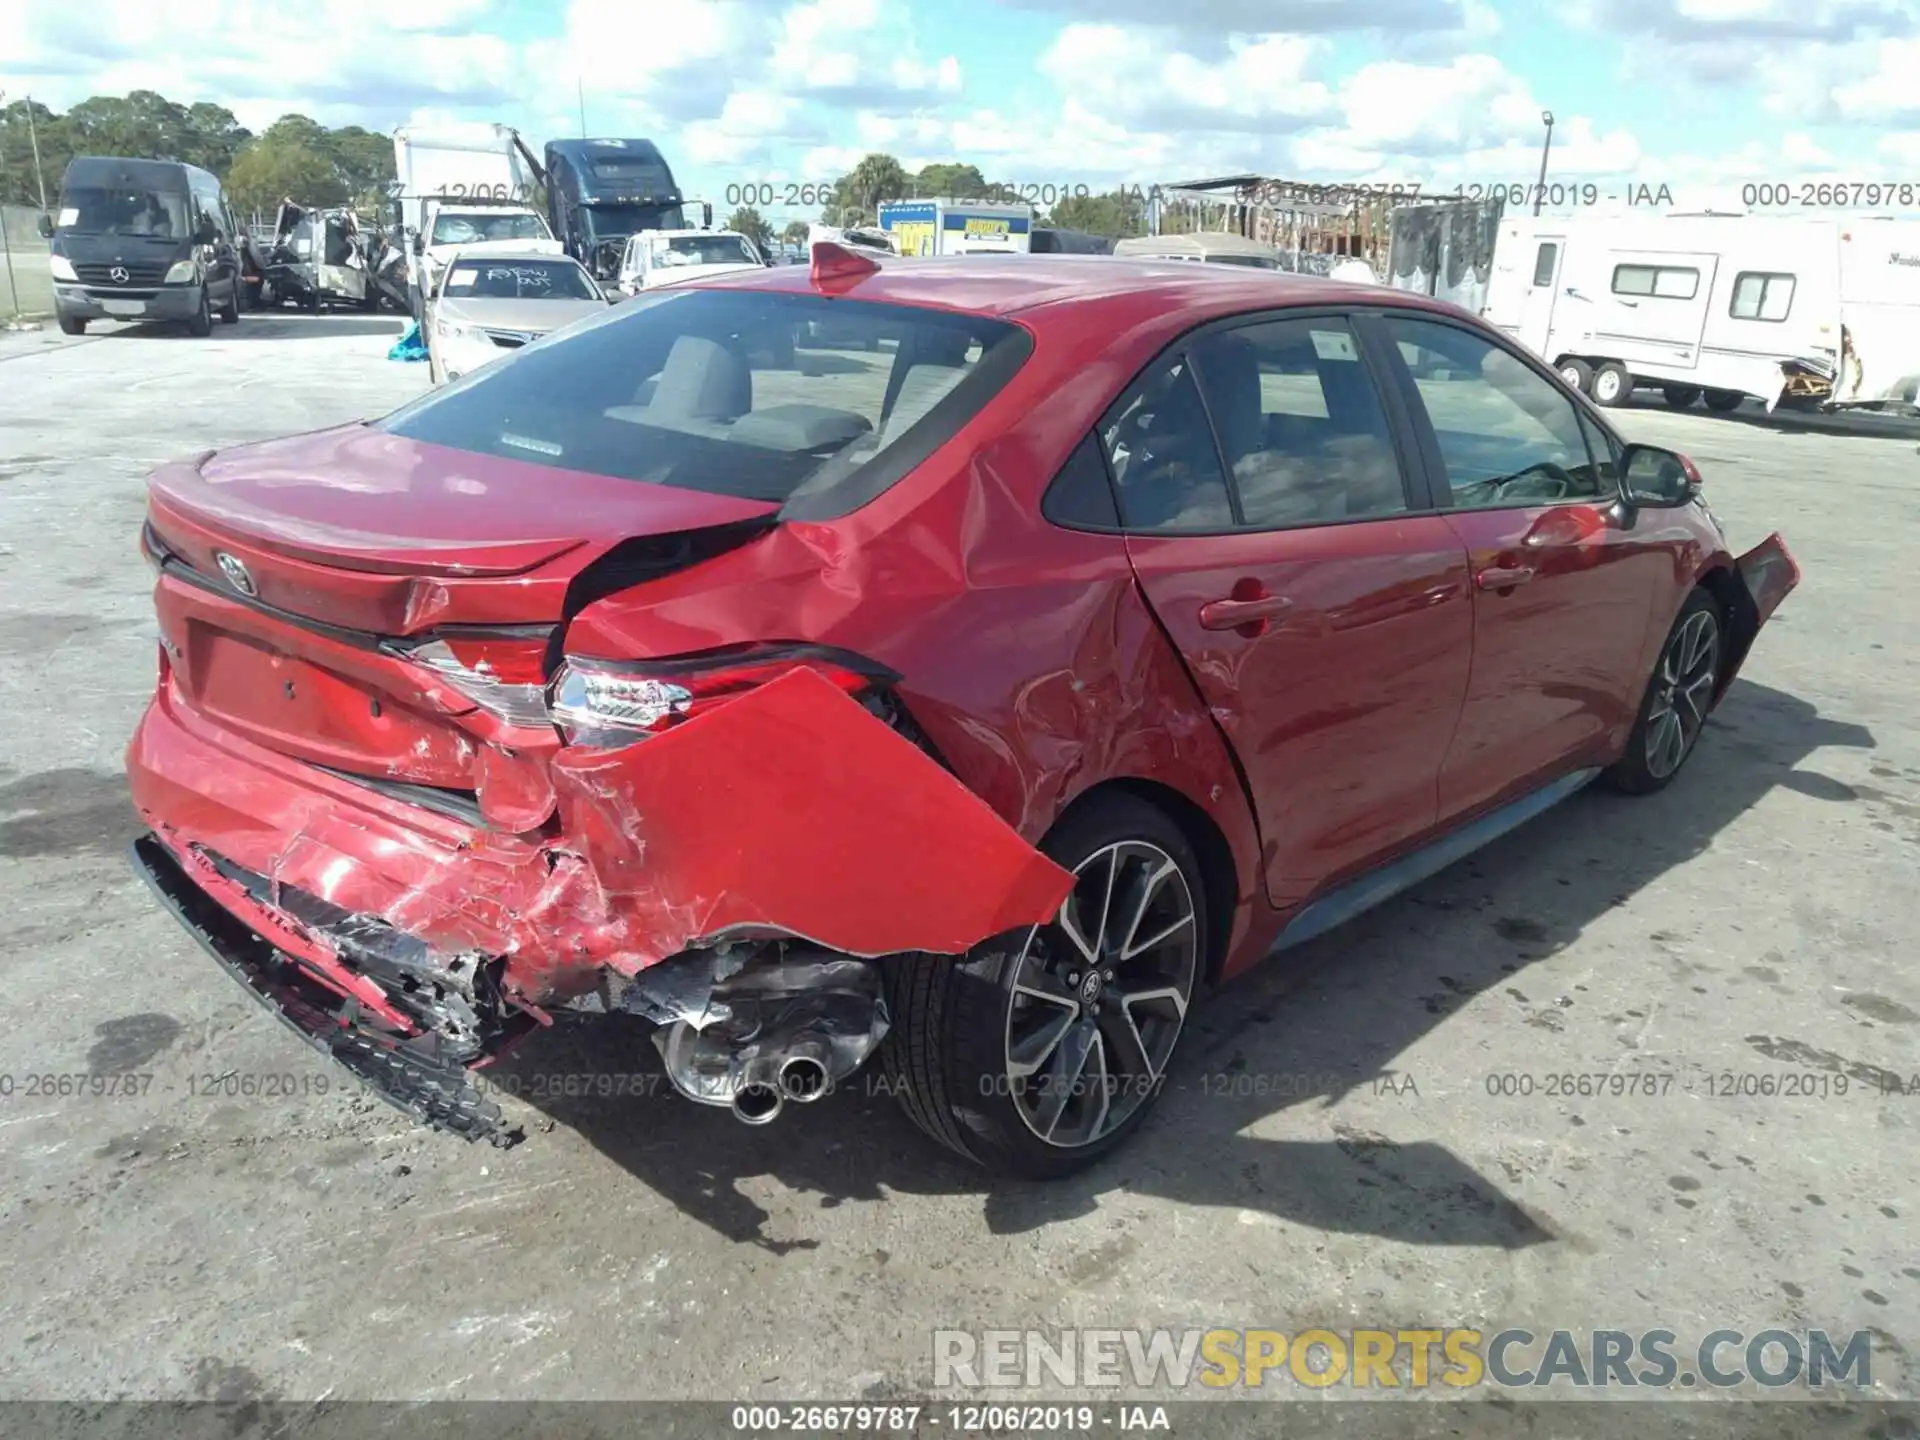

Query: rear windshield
[[375, 288, 1032, 517]]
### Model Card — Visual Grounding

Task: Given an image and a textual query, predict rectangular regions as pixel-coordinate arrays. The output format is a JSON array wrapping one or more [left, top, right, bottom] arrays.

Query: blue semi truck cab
[[543, 138, 689, 280]]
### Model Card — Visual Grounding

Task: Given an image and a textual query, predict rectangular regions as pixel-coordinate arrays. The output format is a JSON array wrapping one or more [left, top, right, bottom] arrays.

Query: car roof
[[687, 253, 1462, 325]]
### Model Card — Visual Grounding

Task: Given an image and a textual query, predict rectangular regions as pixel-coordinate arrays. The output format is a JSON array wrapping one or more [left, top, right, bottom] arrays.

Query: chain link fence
[[2, 203, 54, 321]]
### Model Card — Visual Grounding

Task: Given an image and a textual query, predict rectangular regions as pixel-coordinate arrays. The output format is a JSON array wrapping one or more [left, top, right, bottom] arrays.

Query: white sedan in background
[[426, 248, 610, 386]]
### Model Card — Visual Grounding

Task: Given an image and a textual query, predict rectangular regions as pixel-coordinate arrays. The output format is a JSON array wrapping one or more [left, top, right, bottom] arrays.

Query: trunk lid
[[145, 424, 778, 827], [146, 423, 778, 630]]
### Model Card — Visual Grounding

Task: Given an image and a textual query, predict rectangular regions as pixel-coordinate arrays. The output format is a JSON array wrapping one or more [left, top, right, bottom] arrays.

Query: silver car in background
[[425, 248, 610, 385]]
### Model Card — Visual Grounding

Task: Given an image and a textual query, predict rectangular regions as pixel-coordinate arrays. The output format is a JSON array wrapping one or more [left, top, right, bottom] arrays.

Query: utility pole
[[1534, 111, 1555, 216], [27, 94, 48, 210], [1, 91, 20, 320]]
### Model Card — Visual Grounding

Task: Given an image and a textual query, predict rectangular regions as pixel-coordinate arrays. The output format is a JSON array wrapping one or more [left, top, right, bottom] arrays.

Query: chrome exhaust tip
[[779, 1053, 831, 1103], [731, 1081, 785, 1125]]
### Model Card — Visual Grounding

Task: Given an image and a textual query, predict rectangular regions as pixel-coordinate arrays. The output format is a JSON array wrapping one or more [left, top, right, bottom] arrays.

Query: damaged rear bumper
[[130, 834, 523, 1144], [126, 665, 1074, 1137]]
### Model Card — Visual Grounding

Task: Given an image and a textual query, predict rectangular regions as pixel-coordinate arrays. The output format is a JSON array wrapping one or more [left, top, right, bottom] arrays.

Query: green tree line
[[3, 94, 1203, 242], [0, 90, 396, 218]]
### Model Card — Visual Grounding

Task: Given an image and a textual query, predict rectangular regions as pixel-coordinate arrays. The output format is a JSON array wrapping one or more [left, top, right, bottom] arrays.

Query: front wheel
[[57, 313, 87, 336], [1601, 588, 1723, 795], [880, 792, 1206, 1178], [185, 286, 212, 337]]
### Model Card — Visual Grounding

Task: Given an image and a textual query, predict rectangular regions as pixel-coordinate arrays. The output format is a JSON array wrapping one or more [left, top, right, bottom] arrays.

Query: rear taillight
[[388, 630, 554, 728], [549, 644, 893, 747]]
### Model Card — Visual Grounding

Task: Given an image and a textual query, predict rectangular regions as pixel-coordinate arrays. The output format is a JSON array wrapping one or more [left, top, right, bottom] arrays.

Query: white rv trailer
[[1482, 213, 1920, 414]]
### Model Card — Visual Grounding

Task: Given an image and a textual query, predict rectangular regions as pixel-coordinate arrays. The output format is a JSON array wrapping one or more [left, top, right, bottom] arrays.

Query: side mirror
[[196, 219, 218, 246], [1620, 444, 1700, 507], [37, 212, 54, 239], [412, 233, 425, 256]]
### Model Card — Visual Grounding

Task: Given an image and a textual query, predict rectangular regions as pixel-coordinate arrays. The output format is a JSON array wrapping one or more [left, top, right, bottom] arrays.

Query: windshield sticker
[[1310, 328, 1358, 362], [58, 207, 79, 227], [444, 272, 477, 291]]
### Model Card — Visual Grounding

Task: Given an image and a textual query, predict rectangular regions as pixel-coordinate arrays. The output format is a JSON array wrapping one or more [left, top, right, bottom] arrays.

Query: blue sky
[[5, 0, 1918, 223]]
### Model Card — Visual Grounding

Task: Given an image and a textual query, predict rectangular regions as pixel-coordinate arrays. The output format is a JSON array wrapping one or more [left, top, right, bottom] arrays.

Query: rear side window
[[1190, 318, 1409, 528], [1096, 355, 1237, 530], [1730, 271, 1795, 321], [376, 289, 1031, 516]]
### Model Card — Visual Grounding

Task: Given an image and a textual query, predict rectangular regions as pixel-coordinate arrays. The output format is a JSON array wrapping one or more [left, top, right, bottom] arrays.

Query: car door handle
[[1475, 565, 1536, 590], [1199, 594, 1294, 630]]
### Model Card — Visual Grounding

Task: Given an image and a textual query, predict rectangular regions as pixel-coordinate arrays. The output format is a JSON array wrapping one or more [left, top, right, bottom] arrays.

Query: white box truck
[[876, 199, 1035, 257], [391, 123, 560, 315]]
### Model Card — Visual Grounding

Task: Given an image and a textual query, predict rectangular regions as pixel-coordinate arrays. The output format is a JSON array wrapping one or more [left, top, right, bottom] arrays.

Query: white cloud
[[1038, 26, 1333, 134], [768, 0, 962, 101]]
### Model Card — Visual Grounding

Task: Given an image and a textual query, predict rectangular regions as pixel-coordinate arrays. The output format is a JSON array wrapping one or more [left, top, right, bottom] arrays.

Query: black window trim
[[1058, 303, 1441, 539], [1610, 263, 1700, 301], [1367, 309, 1622, 518], [1729, 270, 1795, 323]]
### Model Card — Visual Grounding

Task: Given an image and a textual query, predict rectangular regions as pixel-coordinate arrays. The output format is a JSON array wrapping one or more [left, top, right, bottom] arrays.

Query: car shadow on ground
[[92, 314, 407, 342], [494, 678, 1875, 1254], [1623, 394, 1920, 440]]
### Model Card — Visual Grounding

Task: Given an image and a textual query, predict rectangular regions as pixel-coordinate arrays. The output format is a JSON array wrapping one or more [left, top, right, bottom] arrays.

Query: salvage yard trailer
[[1485, 213, 1920, 414]]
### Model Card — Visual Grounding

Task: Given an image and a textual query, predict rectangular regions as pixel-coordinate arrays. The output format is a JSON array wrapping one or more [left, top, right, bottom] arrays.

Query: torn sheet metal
[[546, 666, 1077, 964], [128, 655, 1075, 1027]]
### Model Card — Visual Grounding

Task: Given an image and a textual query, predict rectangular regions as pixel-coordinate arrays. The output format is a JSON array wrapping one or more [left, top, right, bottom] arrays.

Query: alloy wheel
[[1003, 840, 1198, 1149], [1646, 609, 1720, 779]]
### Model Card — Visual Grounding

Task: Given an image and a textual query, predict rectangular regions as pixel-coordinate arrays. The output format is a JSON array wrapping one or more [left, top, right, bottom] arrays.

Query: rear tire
[[1591, 361, 1633, 407], [1662, 385, 1700, 409], [1601, 588, 1724, 796], [57, 313, 87, 336], [880, 791, 1207, 1178], [1556, 357, 1594, 395], [1703, 389, 1743, 413], [218, 279, 241, 324]]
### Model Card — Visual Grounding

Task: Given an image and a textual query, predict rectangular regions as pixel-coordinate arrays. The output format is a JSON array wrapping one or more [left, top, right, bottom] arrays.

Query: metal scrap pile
[[260, 199, 411, 313]]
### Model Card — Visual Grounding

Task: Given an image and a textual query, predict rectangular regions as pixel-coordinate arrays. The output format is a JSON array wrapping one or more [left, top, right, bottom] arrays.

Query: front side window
[[1097, 355, 1237, 531], [1612, 264, 1699, 299], [378, 289, 1029, 512], [1386, 316, 1608, 509], [1731, 271, 1795, 321], [1191, 317, 1409, 527]]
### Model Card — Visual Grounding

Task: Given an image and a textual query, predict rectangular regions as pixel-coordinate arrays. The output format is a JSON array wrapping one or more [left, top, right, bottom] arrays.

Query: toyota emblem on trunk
[[109, 266, 130, 284], [214, 552, 256, 596]]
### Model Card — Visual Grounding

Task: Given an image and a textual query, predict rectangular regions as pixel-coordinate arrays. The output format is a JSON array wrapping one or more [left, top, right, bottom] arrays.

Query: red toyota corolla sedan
[[126, 246, 1798, 1176]]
